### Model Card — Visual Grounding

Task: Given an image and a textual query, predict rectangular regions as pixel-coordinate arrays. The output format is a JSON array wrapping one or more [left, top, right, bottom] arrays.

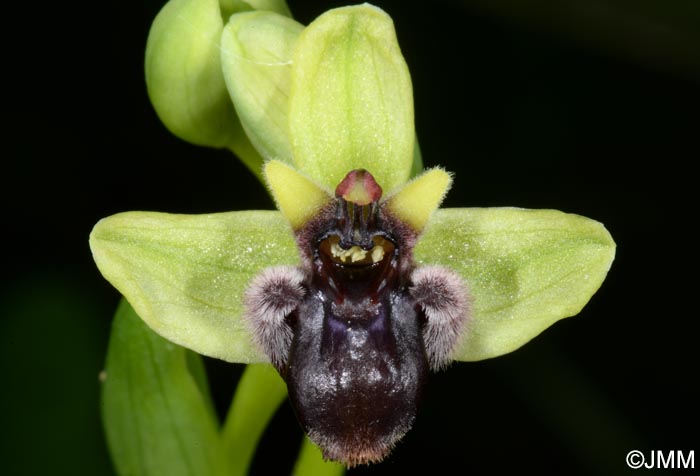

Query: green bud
[[145, 0, 239, 148]]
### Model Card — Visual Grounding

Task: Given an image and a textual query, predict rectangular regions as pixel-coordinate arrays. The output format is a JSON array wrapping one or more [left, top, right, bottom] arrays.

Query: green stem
[[225, 115, 266, 182], [221, 364, 287, 476], [292, 437, 346, 476]]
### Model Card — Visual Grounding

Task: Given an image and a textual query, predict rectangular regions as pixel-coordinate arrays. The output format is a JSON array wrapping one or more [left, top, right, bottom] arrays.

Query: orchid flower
[[90, 1, 615, 474]]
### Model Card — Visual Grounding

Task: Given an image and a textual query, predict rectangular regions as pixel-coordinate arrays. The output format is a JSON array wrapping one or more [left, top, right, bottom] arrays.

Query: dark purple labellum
[[244, 169, 469, 467]]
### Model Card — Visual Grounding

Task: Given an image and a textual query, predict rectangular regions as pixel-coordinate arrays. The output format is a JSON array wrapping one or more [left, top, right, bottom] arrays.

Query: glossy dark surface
[[286, 285, 427, 465]]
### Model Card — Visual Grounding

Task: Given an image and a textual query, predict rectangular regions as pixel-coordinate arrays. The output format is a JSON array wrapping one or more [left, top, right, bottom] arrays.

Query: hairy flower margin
[[90, 0, 615, 471]]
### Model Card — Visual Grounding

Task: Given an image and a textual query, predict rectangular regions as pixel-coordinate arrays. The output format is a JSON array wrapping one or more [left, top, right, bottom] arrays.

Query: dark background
[[4, 0, 698, 474]]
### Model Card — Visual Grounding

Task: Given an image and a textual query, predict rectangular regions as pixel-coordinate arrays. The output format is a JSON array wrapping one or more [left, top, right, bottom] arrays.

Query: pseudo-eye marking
[[244, 169, 470, 467]]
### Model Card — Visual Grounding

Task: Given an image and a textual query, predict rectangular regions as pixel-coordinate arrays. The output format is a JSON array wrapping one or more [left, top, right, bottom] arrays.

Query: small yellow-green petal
[[288, 4, 414, 191], [221, 11, 303, 164], [264, 160, 332, 229], [145, 0, 239, 148], [384, 167, 452, 232], [415, 208, 616, 362], [90, 210, 299, 363]]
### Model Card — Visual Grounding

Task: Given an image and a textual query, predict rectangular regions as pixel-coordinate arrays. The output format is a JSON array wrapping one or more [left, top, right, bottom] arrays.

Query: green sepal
[[90, 210, 299, 363], [415, 208, 616, 361], [102, 299, 225, 476], [288, 4, 415, 192], [221, 11, 303, 164]]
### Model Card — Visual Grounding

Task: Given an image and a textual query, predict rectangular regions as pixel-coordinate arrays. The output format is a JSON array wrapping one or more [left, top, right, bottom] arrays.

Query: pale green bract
[[89, 207, 614, 363]]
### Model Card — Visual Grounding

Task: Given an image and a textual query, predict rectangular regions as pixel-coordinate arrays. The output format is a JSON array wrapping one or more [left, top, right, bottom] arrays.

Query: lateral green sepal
[[90, 210, 299, 363], [415, 207, 616, 361]]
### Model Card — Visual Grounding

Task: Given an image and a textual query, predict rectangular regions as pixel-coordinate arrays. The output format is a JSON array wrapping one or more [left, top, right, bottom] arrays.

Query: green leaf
[[222, 364, 288, 476], [288, 4, 414, 192], [102, 299, 225, 476], [221, 11, 304, 164], [90, 210, 299, 363], [415, 208, 616, 361]]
